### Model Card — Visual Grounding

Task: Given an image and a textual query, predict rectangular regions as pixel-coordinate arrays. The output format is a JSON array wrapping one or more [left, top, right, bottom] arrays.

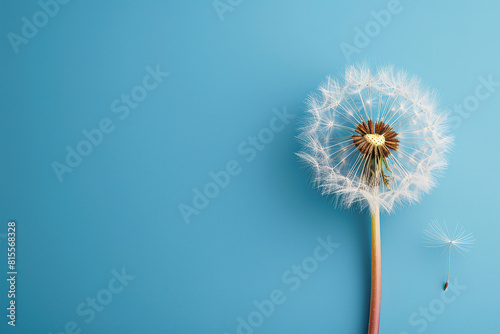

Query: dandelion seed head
[[297, 64, 453, 213]]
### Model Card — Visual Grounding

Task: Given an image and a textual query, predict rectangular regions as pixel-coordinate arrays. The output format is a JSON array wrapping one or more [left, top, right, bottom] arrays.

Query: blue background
[[1, 0, 499, 333]]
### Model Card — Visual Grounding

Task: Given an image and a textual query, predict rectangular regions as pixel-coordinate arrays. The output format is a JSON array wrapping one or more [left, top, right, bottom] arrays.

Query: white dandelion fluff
[[296, 64, 454, 333], [423, 220, 474, 290], [423, 220, 475, 253], [297, 63, 453, 214]]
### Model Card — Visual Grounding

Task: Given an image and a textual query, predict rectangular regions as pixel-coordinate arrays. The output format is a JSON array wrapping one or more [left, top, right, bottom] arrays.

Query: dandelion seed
[[423, 221, 474, 290]]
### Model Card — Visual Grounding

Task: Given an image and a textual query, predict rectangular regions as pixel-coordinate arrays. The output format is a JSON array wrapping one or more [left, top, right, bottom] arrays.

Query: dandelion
[[297, 64, 453, 334], [423, 221, 474, 290]]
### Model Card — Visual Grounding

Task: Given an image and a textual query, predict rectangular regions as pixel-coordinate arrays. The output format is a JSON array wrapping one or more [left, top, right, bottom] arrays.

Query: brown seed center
[[351, 119, 400, 158], [350, 119, 400, 189]]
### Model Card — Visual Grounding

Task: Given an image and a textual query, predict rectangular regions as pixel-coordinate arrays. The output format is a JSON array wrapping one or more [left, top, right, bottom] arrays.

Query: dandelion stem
[[445, 242, 452, 290], [368, 207, 381, 334]]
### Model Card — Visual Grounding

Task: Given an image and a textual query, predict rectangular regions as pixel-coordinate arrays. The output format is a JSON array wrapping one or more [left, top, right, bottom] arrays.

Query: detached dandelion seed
[[423, 221, 474, 290], [297, 64, 453, 334]]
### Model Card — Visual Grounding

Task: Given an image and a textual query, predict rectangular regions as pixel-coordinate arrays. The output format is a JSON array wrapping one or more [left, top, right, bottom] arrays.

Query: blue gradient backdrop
[[1, 1, 499, 333]]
